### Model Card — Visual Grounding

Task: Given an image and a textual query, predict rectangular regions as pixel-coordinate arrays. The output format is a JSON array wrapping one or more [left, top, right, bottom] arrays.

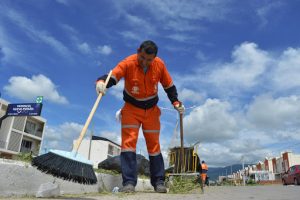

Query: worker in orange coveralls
[[96, 40, 185, 193], [201, 160, 208, 187]]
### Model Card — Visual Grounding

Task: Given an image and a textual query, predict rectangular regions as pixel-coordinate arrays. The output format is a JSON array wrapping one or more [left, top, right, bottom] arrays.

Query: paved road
[[2, 185, 299, 200]]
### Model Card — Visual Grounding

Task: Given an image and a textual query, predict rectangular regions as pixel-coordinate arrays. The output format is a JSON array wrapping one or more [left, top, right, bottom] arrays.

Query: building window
[[107, 144, 120, 157], [108, 144, 114, 156], [24, 121, 37, 135], [20, 140, 32, 153]]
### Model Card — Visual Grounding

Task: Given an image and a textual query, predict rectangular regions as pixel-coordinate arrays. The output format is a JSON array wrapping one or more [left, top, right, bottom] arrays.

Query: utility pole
[[242, 156, 245, 186]]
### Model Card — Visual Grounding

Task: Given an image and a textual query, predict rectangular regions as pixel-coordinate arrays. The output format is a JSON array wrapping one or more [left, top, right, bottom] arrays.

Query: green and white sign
[[36, 96, 43, 103]]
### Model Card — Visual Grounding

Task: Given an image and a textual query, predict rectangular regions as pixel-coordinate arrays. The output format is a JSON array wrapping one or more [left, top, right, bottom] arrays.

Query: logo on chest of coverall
[[131, 86, 139, 94]]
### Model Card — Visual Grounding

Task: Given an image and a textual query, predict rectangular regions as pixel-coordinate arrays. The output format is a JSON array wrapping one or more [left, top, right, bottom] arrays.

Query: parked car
[[282, 165, 300, 185]]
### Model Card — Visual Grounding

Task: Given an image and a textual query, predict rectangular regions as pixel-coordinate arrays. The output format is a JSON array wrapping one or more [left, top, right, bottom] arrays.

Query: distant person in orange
[[201, 160, 208, 186], [96, 40, 184, 193]]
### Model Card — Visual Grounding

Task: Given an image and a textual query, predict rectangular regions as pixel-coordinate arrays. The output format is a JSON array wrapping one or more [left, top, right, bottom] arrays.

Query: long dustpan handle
[[73, 70, 113, 152]]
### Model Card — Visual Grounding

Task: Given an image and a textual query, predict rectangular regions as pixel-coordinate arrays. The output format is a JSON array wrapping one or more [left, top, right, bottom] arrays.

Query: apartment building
[[256, 161, 263, 171], [271, 157, 284, 178], [282, 151, 300, 172], [264, 157, 273, 173], [249, 151, 300, 182], [74, 135, 121, 168], [0, 99, 46, 159], [230, 151, 300, 184]]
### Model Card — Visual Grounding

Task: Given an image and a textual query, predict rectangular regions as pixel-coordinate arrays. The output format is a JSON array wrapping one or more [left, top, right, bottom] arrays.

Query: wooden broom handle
[[179, 112, 184, 173], [73, 70, 113, 152]]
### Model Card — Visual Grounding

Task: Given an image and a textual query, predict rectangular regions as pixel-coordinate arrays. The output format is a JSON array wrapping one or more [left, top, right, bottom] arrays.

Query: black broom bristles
[[32, 152, 97, 185]]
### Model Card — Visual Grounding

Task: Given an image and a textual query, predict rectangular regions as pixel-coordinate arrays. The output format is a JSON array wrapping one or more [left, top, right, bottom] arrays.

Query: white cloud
[[97, 45, 112, 55], [167, 34, 193, 42], [113, 0, 232, 42], [256, 1, 284, 27], [5, 9, 71, 58], [182, 93, 300, 166], [4, 74, 68, 104], [78, 42, 91, 54], [125, 14, 156, 35], [176, 42, 300, 99], [109, 79, 124, 100], [43, 122, 83, 151], [99, 130, 121, 146], [180, 88, 203, 104], [195, 50, 207, 61], [184, 98, 238, 143], [0, 25, 24, 64], [60, 23, 77, 34], [119, 31, 143, 42], [208, 42, 270, 89], [152, 42, 300, 166], [198, 142, 270, 167], [246, 94, 300, 129], [134, 0, 231, 27], [272, 47, 300, 90], [56, 0, 70, 6]]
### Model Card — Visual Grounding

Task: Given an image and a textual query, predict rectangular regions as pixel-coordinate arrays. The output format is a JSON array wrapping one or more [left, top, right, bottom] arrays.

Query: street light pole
[[242, 156, 245, 186]]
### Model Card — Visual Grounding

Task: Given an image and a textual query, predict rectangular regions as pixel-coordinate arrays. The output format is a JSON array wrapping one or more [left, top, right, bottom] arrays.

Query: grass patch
[[168, 176, 200, 193], [16, 152, 33, 163], [94, 168, 120, 176]]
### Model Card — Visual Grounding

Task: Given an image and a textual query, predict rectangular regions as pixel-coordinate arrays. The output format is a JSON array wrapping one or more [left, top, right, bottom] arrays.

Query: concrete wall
[[0, 158, 152, 197], [76, 139, 109, 168], [91, 140, 109, 167], [76, 139, 122, 168]]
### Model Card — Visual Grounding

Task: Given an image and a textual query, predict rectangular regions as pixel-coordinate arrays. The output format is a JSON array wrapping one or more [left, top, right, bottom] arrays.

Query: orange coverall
[[201, 162, 208, 184], [111, 54, 174, 155], [97, 54, 179, 187]]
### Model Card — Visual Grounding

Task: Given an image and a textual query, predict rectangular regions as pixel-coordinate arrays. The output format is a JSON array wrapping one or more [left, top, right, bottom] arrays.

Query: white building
[[74, 135, 121, 168], [249, 170, 275, 182], [282, 151, 300, 172], [264, 157, 274, 173], [0, 99, 46, 159]]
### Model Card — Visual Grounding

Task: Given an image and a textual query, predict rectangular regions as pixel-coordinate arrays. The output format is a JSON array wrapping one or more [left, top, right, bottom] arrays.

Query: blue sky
[[1, 0, 300, 167]]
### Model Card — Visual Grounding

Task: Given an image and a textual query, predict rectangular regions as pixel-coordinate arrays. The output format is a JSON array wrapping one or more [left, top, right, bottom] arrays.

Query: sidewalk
[[1, 159, 299, 200], [2, 185, 300, 200], [88, 185, 300, 200], [0, 159, 152, 197]]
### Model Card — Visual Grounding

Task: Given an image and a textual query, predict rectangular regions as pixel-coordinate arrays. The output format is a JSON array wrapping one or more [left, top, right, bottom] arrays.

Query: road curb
[[0, 159, 152, 197]]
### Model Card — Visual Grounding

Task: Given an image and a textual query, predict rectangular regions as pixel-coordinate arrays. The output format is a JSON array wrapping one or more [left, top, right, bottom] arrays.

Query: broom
[[32, 70, 112, 184]]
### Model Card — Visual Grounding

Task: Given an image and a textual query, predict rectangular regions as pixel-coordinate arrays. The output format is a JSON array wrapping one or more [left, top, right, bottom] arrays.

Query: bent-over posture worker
[[96, 40, 184, 193]]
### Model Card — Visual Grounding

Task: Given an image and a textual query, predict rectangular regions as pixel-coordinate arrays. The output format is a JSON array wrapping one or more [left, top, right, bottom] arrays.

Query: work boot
[[154, 184, 167, 193], [119, 184, 135, 193]]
